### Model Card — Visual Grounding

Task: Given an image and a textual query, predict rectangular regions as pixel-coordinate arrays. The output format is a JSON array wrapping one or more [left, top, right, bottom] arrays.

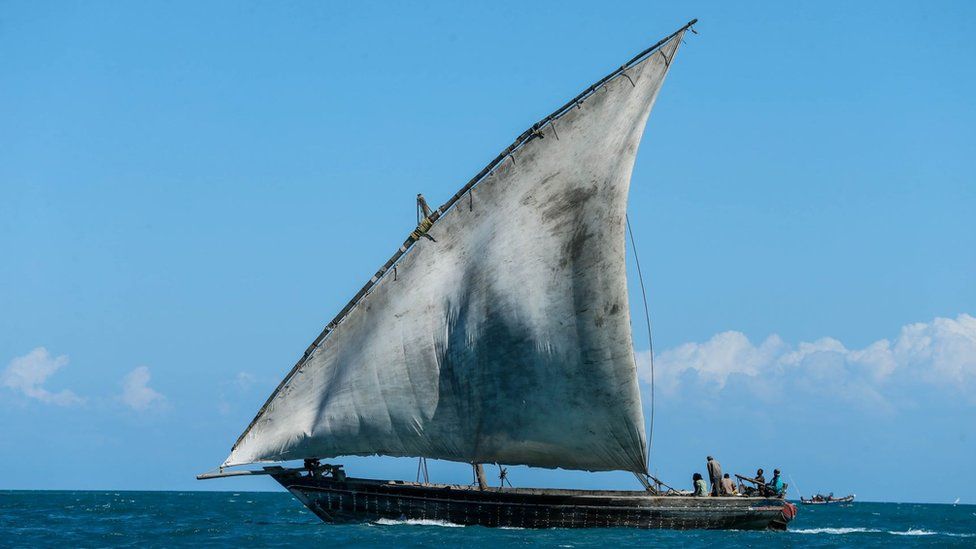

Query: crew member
[[767, 469, 785, 496], [720, 473, 736, 496], [692, 473, 707, 497], [706, 456, 723, 496]]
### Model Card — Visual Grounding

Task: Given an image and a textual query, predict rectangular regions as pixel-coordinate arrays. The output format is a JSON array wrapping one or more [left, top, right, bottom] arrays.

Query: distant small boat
[[800, 494, 855, 505]]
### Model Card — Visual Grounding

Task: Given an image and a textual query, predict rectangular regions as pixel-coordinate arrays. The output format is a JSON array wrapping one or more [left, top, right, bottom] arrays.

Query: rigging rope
[[416, 457, 429, 484], [626, 214, 656, 471], [789, 474, 803, 500]]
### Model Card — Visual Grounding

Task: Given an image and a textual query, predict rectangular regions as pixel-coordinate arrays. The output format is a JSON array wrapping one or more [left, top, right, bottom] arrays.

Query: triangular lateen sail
[[226, 26, 688, 474]]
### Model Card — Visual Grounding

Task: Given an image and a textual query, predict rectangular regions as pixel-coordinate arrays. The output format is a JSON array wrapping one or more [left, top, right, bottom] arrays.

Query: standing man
[[706, 456, 723, 496]]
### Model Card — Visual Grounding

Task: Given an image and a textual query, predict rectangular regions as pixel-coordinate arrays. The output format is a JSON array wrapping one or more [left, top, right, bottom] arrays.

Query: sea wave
[[374, 518, 465, 528]]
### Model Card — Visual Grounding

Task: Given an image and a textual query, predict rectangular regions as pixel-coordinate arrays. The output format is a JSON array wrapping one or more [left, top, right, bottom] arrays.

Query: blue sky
[[1, 2, 974, 503]]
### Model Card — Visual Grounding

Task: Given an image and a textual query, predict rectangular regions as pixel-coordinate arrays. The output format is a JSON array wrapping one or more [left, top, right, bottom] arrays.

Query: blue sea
[[2, 491, 974, 547]]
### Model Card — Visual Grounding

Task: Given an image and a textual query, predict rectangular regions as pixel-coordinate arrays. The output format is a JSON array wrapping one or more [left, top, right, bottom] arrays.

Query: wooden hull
[[271, 471, 796, 530]]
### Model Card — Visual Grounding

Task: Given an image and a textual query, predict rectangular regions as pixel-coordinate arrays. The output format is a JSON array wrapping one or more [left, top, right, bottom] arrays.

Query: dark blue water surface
[[1, 491, 973, 547]]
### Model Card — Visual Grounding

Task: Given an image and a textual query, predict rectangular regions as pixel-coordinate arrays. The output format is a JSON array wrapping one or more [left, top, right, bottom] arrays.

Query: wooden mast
[[473, 464, 488, 490]]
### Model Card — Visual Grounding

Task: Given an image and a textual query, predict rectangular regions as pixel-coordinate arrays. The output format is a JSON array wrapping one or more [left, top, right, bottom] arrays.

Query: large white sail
[[226, 30, 685, 474]]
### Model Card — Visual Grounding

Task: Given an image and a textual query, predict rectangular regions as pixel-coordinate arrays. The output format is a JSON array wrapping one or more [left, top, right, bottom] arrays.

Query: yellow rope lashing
[[411, 216, 433, 240]]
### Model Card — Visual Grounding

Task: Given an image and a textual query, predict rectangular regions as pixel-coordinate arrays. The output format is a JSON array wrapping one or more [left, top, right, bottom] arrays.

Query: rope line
[[626, 214, 656, 471]]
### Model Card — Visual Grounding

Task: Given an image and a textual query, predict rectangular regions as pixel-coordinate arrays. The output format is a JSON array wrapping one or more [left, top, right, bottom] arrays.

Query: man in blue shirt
[[766, 469, 785, 497]]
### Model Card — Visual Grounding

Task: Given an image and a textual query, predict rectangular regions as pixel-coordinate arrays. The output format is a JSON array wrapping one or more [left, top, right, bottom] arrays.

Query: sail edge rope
[[626, 214, 656, 474]]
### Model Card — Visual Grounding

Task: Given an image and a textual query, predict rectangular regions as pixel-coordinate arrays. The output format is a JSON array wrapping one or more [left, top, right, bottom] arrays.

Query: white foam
[[889, 529, 936, 536], [374, 518, 465, 528], [792, 527, 879, 535], [793, 527, 972, 538]]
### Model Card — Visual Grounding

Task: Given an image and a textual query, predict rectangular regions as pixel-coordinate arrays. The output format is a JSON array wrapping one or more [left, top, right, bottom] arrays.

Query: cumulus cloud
[[1, 347, 84, 405], [120, 366, 165, 411], [638, 314, 976, 409]]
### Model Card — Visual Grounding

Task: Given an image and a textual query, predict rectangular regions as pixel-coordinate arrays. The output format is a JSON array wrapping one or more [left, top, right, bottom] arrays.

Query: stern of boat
[[769, 501, 798, 530]]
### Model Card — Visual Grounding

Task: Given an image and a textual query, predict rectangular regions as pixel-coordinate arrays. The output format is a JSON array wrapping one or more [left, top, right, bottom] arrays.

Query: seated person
[[720, 473, 736, 495], [692, 473, 707, 497], [739, 468, 765, 496], [765, 469, 785, 496]]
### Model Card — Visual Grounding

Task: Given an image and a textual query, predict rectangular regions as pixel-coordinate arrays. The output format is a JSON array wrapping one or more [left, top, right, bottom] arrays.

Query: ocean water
[[1, 491, 973, 548]]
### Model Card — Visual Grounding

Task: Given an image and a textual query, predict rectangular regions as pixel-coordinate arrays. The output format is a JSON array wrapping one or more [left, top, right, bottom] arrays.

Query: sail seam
[[228, 19, 697, 458]]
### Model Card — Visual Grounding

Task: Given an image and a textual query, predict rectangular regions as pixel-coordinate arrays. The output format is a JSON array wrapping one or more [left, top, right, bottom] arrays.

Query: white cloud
[[120, 366, 165, 411], [1, 347, 84, 406], [639, 314, 976, 408], [646, 332, 785, 393], [893, 315, 976, 389]]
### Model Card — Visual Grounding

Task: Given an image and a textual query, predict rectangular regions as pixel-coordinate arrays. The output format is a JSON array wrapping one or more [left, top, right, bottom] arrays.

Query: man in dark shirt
[[747, 468, 767, 496]]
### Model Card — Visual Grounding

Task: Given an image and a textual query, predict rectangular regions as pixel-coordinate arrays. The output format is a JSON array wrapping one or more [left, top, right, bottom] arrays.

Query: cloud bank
[[1, 347, 84, 406], [120, 366, 165, 411], [638, 314, 976, 411]]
